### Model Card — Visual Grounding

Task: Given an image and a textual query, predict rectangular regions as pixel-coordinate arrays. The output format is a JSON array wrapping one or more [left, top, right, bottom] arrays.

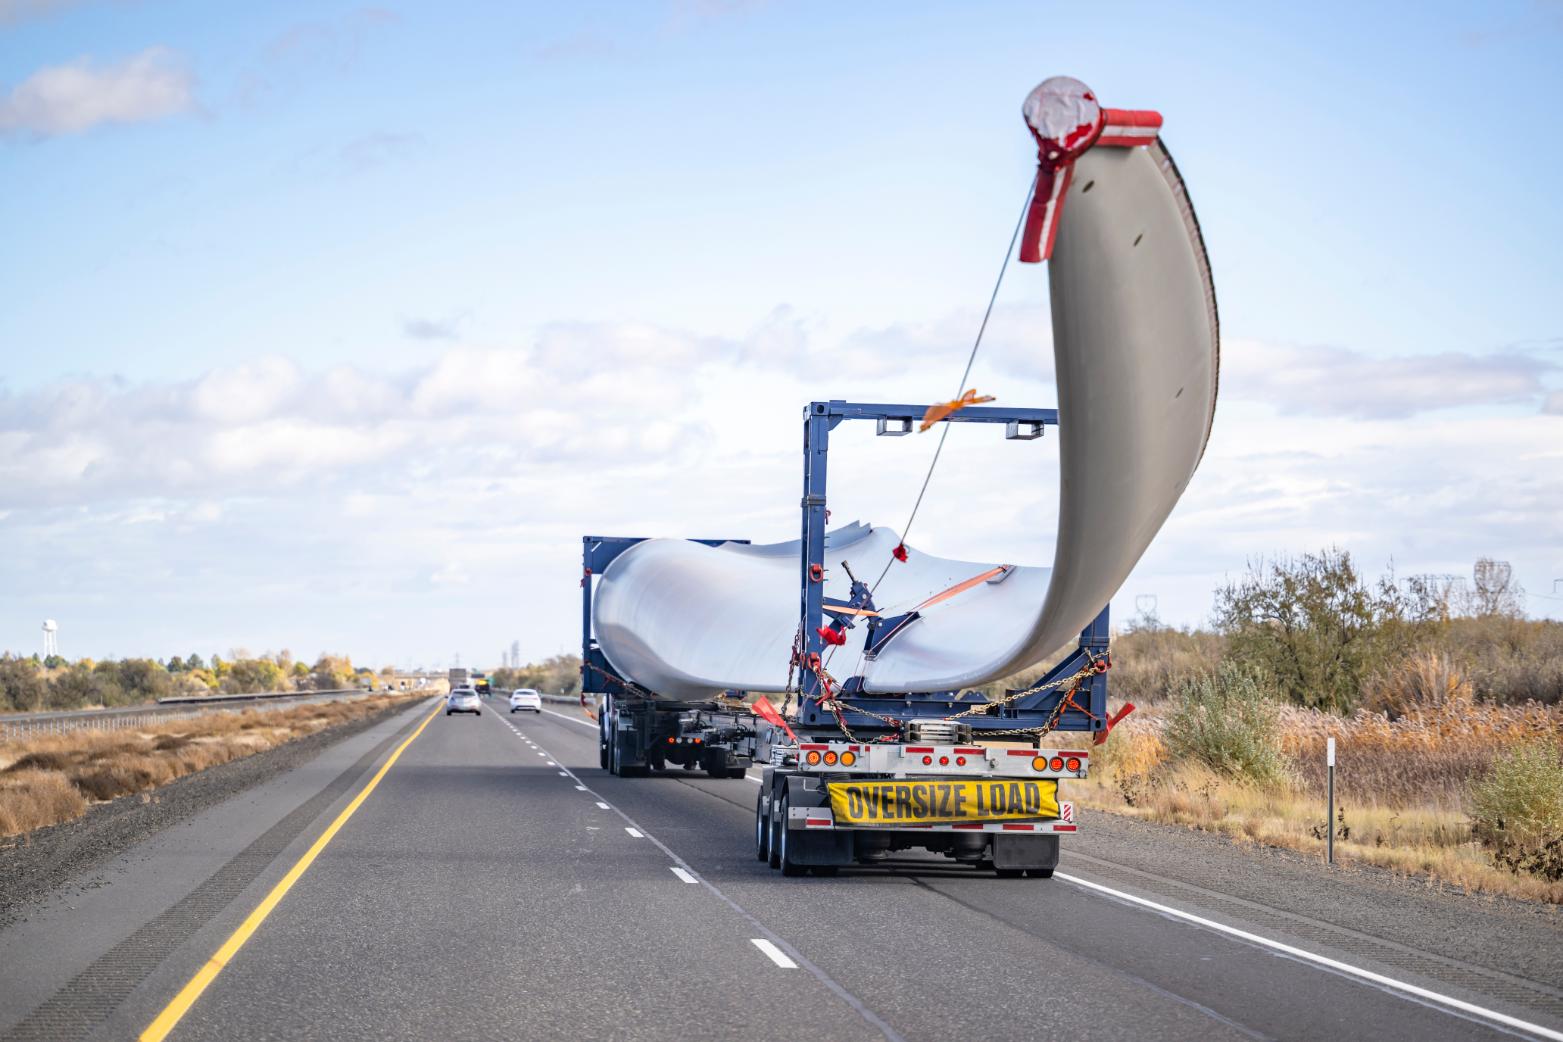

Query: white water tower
[[42, 619, 58, 658]]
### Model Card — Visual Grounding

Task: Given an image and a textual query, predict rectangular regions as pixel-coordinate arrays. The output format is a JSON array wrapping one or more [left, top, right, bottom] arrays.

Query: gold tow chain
[[815, 650, 1111, 743]]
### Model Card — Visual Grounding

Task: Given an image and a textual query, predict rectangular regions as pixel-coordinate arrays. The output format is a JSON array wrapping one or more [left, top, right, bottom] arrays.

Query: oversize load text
[[828, 779, 1059, 825]]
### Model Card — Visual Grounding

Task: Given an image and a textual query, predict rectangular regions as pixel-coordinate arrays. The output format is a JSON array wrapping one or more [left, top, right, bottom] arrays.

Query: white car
[[509, 688, 542, 714], [446, 687, 482, 716]]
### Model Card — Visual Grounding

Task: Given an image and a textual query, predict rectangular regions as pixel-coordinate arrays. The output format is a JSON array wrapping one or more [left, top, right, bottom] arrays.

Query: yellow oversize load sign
[[828, 778, 1059, 826]]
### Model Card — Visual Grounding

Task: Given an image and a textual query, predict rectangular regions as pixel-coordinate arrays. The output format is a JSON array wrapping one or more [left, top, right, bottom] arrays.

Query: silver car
[[445, 687, 482, 716]]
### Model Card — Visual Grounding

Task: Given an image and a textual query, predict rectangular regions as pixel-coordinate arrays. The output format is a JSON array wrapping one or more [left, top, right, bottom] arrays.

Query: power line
[[866, 172, 1038, 599]]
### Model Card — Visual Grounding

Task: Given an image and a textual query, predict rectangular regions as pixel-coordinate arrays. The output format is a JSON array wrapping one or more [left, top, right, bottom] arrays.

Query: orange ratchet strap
[[919, 389, 996, 432], [912, 565, 1011, 611]]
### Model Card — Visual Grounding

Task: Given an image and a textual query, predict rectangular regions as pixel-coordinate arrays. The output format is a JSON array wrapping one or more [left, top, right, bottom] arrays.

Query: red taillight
[[1049, 756, 1065, 771], [823, 751, 838, 766], [1065, 756, 1082, 771], [667, 737, 676, 744], [694, 737, 703, 744], [938, 756, 950, 766], [806, 750, 822, 765], [956, 756, 967, 766], [922, 755, 933, 766]]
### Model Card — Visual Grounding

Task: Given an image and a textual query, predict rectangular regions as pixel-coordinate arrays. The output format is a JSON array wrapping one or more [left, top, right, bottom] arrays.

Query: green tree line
[[0, 651, 372, 713]]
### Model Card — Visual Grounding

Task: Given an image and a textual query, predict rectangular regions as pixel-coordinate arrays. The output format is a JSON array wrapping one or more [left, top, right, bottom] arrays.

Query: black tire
[[995, 867, 1024, 879], [810, 865, 839, 876], [445, 710, 452, 716], [532, 708, 541, 713], [777, 794, 806, 876], [510, 708, 517, 713], [755, 788, 770, 862], [767, 789, 783, 870], [1026, 868, 1054, 878]]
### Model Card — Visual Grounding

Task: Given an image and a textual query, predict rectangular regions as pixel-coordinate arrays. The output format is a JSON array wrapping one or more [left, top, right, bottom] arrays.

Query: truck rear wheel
[[755, 789, 770, 861], [776, 794, 806, 877]]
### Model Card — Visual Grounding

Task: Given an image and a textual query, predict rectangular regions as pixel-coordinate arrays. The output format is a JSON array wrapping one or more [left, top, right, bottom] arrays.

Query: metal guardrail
[[0, 688, 384, 741]]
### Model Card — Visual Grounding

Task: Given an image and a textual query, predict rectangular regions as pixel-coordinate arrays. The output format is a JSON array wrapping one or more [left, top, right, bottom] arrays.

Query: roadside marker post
[[1326, 736, 1336, 866]]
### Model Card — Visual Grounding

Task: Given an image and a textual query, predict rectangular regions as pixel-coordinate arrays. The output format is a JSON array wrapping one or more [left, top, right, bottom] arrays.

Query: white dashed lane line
[[495, 709, 901, 1035], [751, 939, 798, 969]]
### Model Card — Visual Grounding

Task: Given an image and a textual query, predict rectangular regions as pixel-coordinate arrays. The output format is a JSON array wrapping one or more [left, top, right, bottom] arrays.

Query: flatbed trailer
[[579, 400, 1121, 877]]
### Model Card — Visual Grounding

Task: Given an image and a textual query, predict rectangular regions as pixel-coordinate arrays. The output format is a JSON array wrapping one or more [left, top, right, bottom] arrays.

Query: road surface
[[2, 696, 1560, 1041]]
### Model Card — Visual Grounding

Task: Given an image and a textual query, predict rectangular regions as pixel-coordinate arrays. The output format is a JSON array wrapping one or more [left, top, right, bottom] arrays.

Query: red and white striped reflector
[[1097, 108, 1162, 147]]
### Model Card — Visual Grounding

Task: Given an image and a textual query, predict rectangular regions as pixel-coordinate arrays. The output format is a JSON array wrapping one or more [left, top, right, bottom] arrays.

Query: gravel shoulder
[[0, 697, 427, 927]]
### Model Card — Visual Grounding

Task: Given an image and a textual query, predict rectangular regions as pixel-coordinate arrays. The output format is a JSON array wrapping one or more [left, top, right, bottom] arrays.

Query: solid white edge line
[[558, 771, 569, 776], [575, 785, 588, 791], [625, 827, 644, 838], [670, 866, 698, 884], [1055, 872, 1563, 1042], [751, 938, 798, 969], [595, 802, 610, 809]]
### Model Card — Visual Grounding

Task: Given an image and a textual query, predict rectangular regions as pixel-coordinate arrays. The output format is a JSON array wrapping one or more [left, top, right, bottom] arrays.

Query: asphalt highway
[[2, 695, 1561, 1042]]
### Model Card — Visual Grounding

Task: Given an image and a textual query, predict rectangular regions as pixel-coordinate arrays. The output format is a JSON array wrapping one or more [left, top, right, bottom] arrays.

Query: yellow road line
[[140, 704, 441, 1042]]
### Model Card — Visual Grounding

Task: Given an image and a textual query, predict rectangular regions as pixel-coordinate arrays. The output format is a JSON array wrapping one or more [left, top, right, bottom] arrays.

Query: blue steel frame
[[796, 399, 1109, 735]]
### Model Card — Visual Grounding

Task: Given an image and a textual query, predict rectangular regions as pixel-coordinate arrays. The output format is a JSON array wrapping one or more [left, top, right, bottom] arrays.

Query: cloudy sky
[[2, 1, 1560, 669]]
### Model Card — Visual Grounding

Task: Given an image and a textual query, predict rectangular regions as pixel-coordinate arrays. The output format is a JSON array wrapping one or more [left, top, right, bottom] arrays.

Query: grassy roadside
[[0, 693, 426, 838], [1055, 694, 1563, 904]]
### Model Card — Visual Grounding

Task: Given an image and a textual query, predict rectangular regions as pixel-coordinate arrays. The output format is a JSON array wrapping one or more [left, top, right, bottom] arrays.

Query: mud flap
[[791, 826, 854, 866], [991, 833, 1060, 871]]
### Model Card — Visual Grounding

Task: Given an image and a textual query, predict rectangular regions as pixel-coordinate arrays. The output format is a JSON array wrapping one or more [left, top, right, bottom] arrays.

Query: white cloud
[[0, 46, 194, 138], [2, 315, 1560, 663], [1223, 339, 1554, 418], [190, 356, 301, 423]]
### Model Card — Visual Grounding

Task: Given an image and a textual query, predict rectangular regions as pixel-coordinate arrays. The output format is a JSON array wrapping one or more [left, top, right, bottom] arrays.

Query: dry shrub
[[1363, 651, 1472, 720], [1281, 687, 1561, 808], [1440, 616, 1563, 706], [0, 693, 422, 837], [1165, 665, 1286, 784], [0, 769, 87, 834], [1469, 742, 1563, 880], [1110, 626, 1225, 704]]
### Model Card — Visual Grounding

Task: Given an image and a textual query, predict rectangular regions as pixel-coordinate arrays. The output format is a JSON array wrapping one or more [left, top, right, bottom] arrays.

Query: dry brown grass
[[1064, 695, 1563, 903], [0, 693, 423, 837]]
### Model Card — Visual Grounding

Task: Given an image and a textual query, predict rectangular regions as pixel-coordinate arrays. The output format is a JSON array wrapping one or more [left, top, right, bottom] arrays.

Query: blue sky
[[2, 1, 1560, 668]]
